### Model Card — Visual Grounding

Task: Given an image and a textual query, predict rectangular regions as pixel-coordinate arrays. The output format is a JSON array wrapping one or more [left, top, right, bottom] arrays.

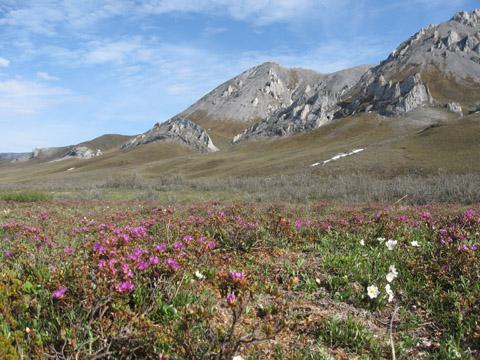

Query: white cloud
[[0, 79, 80, 115], [36, 71, 59, 81], [82, 39, 145, 65], [0, 57, 10, 67], [139, 0, 319, 24]]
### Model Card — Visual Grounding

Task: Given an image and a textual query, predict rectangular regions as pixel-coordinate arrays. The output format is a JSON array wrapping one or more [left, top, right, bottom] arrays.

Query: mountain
[[235, 9, 480, 142], [2, 8, 480, 186], [232, 65, 371, 142], [124, 62, 326, 150], [336, 8, 480, 118]]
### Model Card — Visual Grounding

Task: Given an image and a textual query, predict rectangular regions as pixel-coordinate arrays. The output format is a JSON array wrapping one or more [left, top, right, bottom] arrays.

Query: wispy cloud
[[0, 57, 10, 67], [0, 79, 80, 115], [36, 71, 59, 81]]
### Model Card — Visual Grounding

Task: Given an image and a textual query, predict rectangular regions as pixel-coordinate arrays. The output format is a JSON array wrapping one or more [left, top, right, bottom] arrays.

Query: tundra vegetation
[[0, 199, 479, 359]]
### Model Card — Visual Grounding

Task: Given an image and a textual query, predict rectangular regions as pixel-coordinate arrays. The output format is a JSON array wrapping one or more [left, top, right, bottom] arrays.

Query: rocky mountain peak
[[176, 62, 324, 124], [451, 9, 480, 26]]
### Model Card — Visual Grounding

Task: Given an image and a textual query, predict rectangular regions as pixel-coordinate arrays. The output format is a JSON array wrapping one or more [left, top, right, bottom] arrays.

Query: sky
[[0, 0, 478, 152]]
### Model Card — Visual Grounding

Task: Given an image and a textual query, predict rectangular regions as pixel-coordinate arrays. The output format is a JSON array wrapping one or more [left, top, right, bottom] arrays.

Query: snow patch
[[311, 148, 364, 167]]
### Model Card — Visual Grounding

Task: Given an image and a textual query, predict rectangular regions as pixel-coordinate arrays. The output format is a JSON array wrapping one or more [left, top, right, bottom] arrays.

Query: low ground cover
[[0, 200, 478, 359]]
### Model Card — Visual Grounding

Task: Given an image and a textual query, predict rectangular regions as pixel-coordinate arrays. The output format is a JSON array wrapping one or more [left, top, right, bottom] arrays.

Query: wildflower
[[115, 281, 135, 293], [155, 243, 167, 252], [3, 209, 10, 215], [4, 250, 13, 258], [295, 219, 303, 230], [386, 265, 398, 283], [93, 242, 106, 254], [166, 258, 180, 271], [226, 292, 237, 305], [367, 285, 379, 299], [385, 284, 394, 303], [229, 271, 246, 282], [50, 265, 57, 273], [377, 237, 385, 243], [206, 241, 216, 249], [419, 211, 432, 220], [386, 239, 397, 251], [121, 263, 134, 278], [195, 270, 205, 280], [410, 240, 420, 247], [149, 255, 160, 265], [173, 241, 184, 249], [232, 356, 245, 360], [52, 286, 68, 299], [64, 247, 74, 255], [360, 239, 365, 246], [183, 235, 194, 243]]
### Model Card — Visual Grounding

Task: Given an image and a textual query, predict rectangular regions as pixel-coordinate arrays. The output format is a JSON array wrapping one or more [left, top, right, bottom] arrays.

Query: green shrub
[[0, 191, 51, 202]]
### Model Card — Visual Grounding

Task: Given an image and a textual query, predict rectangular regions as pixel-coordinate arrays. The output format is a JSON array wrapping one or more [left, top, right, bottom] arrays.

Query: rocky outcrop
[[233, 66, 371, 142], [447, 102, 463, 115], [177, 62, 324, 123], [122, 118, 218, 153], [32, 146, 104, 162], [0, 153, 31, 162], [62, 146, 103, 160], [337, 73, 433, 117], [326, 8, 479, 121]]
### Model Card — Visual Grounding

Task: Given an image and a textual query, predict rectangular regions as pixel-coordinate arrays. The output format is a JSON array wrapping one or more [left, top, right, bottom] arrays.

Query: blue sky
[[0, 0, 478, 152]]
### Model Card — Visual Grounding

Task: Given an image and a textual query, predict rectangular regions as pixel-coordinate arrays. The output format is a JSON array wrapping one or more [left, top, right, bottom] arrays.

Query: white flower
[[410, 241, 420, 247], [232, 356, 245, 360], [385, 284, 394, 303], [360, 239, 365, 246], [377, 237, 385, 243], [386, 265, 398, 283], [386, 239, 398, 251], [195, 270, 205, 280], [367, 285, 379, 299], [3, 209, 10, 215]]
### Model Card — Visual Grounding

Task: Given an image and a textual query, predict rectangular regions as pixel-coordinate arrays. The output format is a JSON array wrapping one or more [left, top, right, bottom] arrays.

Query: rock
[[122, 118, 218, 153], [0, 153, 31, 162], [176, 62, 324, 123], [233, 65, 371, 142], [340, 73, 432, 117], [447, 102, 463, 115]]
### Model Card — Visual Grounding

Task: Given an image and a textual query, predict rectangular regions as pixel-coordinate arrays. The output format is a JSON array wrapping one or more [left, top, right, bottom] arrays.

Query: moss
[[0, 333, 19, 360]]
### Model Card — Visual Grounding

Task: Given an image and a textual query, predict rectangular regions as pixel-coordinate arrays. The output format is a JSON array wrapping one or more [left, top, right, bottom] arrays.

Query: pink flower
[[183, 235, 194, 243], [206, 241, 216, 249], [166, 258, 180, 271], [64, 247, 74, 255], [136, 261, 149, 271], [295, 219, 303, 230], [115, 281, 135, 293], [229, 272, 246, 281], [149, 255, 160, 265], [226, 292, 237, 305], [173, 241, 184, 249], [52, 286, 68, 299], [155, 243, 167, 252], [49, 265, 57, 273]]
